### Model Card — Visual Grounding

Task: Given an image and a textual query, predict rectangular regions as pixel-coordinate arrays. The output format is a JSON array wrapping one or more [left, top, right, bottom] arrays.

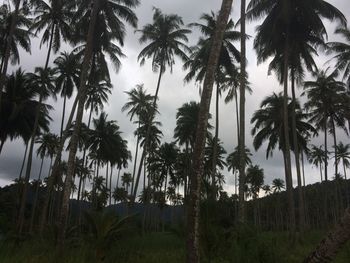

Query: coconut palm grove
[[1, 0, 350, 262]]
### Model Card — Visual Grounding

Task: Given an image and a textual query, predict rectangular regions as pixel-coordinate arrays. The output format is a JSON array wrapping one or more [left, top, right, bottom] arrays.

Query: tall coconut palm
[[226, 146, 252, 195], [246, 0, 346, 233], [303, 69, 349, 181], [186, 1, 233, 261], [60, 0, 139, 244], [0, 68, 51, 154], [184, 12, 241, 195], [122, 84, 154, 194], [134, 8, 191, 201], [31, 0, 74, 64], [308, 145, 327, 182], [29, 132, 59, 231], [53, 51, 81, 138], [328, 27, 350, 89], [0, 1, 31, 114], [17, 67, 56, 234], [251, 93, 316, 158], [335, 142, 350, 180]]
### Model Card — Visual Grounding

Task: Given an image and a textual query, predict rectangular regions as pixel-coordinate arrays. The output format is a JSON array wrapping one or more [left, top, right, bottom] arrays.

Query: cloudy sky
[[0, 0, 349, 195]]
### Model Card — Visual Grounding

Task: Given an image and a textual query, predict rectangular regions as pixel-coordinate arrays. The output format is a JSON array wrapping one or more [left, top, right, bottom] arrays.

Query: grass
[[0, 231, 350, 262]]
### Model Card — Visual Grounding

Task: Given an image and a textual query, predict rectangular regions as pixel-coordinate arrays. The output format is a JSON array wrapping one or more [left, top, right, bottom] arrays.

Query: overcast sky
[[0, 0, 349, 196]]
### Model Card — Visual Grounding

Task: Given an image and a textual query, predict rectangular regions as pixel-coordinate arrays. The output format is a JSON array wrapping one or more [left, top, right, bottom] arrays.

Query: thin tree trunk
[[57, 0, 100, 246], [282, 36, 296, 235], [304, 208, 350, 263], [332, 118, 338, 177], [17, 23, 55, 235], [60, 94, 67, 139], [0, 140, 5, 155], [0, 0, 20, 115], [324, 120, 328, 181], [211, 82, 220, 199], [301, 151, 306, 187], [234, 88, 240, 143], [186, 1, 232, 262], [29, 157, 44, 232], [109, 164, 113, 206], [133, 64, 164, 201], [131, 123, 140, 194], [291, 71, 305, 231], [238, 0, 246, 224], [18, 142, 29, 180]]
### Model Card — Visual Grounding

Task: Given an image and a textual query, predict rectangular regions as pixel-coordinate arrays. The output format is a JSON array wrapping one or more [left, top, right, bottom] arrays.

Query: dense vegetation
[[0, 0, 350, 262]]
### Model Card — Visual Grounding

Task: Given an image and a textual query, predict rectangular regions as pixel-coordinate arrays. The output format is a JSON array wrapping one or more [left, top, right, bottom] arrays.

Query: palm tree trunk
[[211, 82, 220, 199], [186, 1, 233, 262], [324, 119, 328, 181], [343, 161, 347, 180], [304, 208, 350, 262], [234, 88, 240, 143], [131, 123, 141, 194], [0, 140, 5, 155], [38, 94, 79, 235], [282, 35, 296, 236], [133, 64, 164, 201], [291, 71, 305, 231], [17, 23, 55, 235], [332, 118, 338, 177], [116, 168, 121, 189], [29, 157, 44, 232], [0, 0, 20, 116], [18, 142, 29, 180], [58, 0, 100, 246], [60, 93, 67, 139], [109, 164, 113, 205], [301, 151, 306, 186], [238, 0, 246, 224]]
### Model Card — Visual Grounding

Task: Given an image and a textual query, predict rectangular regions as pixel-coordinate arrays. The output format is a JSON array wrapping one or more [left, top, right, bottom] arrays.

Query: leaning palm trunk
[[304, 208, 350, 263], [39, 87, 79, 234], [133, 64, 164, 201], [238, 0, 246, 223], [186, 1, 233, 262], [0, 0, 20, 115], [291, 72, 305, 231], [282, 36, 296, 235], [131, 124, 140, 194], [57, 0, 100, 245], [17, 24, 55, 235], [324, 119, 328, 181]]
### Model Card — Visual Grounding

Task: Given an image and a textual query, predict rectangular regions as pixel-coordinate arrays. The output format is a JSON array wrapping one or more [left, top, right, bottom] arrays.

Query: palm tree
[[184, 12, 241, 193], [226, 146, 252, 195], [122, 84, 154, 194], [60, 0, 139, 244], [17, 66, 56, 234], [303, 69, 349, 181], [272, 178, 285, 193], [328, 27, 350, 89], [262, 185, 271, 195], [0, 68, 51, 154], [29, 132, 59, 231], [134, 8, 191, 201], [0, 1, 31, 113], [121, 172, 132, 194], [31, 0, 74, 63], [246, 0, 346, 233], [308, 145, 327, 182], [186, 1, 233, 262], [335, 142, 350, 180], [53, 51, 81, 138], [251, 93, 316, 159]]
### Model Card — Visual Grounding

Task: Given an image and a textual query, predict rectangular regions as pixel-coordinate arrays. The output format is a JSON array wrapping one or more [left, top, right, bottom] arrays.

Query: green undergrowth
[[0, 231, 349, 263]]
